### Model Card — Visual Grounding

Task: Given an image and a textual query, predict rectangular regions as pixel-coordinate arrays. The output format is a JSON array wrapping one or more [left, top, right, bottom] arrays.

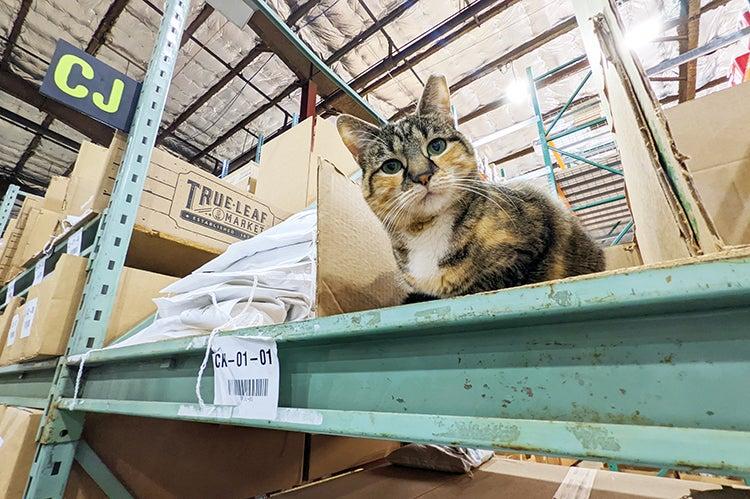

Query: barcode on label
[[227, 378, 269, 398]]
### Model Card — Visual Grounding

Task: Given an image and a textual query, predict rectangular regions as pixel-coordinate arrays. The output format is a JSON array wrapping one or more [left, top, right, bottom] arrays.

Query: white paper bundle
[[110, 209, 317, 348]]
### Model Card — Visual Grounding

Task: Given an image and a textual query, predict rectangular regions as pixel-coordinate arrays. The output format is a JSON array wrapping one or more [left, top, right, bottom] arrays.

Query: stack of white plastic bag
[[108, 209, 317, 349]]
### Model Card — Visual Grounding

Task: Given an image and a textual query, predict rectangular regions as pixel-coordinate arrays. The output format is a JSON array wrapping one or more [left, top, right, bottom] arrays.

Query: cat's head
[[336, 75, 478, 228]]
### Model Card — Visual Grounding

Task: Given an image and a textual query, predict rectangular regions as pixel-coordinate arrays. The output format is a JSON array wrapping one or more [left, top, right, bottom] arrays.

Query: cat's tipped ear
[[336, 114, 380, 159], [417, 75, 451, 118]]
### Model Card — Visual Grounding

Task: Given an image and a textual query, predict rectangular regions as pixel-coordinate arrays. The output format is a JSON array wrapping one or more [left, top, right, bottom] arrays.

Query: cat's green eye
[[427, 138, 447, 155], [381, 159, 403, 174]]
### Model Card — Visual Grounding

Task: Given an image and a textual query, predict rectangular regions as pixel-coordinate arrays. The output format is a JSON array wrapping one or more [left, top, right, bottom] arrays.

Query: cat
[[337, 75, 605, 303]]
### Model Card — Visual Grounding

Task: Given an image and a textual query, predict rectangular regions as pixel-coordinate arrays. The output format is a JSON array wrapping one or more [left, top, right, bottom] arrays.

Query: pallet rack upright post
[[0, 184, 21, 235], [22, 0, 192, 495]]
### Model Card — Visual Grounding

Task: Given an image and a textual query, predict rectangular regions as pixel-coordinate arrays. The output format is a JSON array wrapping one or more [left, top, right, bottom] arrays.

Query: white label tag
[[67, 231, 82, 256], [211, 336, 279, 419], [33, 258, 47, 285], [6, 315, 19, 346], [554, 467, 597, 499], [5, 279, 15, 305], [21, 297, 38, 339]]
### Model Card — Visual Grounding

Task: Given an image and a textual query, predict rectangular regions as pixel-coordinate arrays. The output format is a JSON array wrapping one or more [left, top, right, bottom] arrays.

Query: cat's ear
[[336, 114, 380, 159], [417, 75, 451, 118]]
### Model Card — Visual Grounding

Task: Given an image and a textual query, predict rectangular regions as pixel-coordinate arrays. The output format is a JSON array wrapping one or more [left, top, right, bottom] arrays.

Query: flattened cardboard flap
[[316, 159, 405, 317]]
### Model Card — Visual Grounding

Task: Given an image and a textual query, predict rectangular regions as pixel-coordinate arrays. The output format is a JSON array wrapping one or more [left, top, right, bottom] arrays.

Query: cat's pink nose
[[417, 173, 432, 185]]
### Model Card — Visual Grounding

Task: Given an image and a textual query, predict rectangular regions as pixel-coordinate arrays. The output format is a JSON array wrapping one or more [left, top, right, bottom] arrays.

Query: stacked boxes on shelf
[[65, 134, 288, 276], [0, 254, 177, 365]]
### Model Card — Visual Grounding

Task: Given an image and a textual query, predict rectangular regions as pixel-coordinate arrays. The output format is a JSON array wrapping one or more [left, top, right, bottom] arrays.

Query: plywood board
[[571, 0, 723, 263]]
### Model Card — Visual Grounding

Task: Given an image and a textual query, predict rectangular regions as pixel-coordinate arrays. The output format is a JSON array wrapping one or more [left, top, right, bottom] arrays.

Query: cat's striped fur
[[337, 75, 605, 302]]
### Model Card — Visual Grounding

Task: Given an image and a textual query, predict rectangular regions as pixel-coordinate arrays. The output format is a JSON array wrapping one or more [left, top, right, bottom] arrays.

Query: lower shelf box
[[0, 405, 43, 499], [0, 256, 177, 366]]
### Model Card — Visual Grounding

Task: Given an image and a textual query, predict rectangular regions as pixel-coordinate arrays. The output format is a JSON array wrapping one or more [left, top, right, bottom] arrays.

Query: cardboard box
[[256, 117, 360, 214], [64, 137, 289, 277], [223, 160, 259, 194], [308, 435, 401, 481], [0, 406, 43, 499], [105, 267, 177, 346], [82, 414, 305, 499], [278, 459, 748, 498], [0, 296, 22, 360], [0, 197, 43, 283], [0, 257, 177, 365], [665, 81, 750, 246], [43, 176, 70, 212], [603, 243, 642, 270], [0, 218, 22, 283], [0, 254, 87, 365], [12, 207, 62, 268]]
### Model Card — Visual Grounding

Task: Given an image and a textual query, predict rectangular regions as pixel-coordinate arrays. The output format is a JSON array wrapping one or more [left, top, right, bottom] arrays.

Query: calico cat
[[337, 75, 605, 303]]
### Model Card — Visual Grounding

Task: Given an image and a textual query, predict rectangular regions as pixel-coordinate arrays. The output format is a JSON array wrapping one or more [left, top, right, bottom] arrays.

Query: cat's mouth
[[411, 185, 450, 210]]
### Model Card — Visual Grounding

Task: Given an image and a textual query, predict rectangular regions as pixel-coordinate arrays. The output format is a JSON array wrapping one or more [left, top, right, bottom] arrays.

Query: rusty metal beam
[[181, 4, 214, 48], [285, 0, 319, 26], [392, 16, 578, 120], [155, 0, 318, 148], [488, 76, 727, 168], [156, 45, 268, 144], [213, 0, 420, 166], [459, 59, 590, 125], [677, 0, 700, 102], [190, 82, 297, 162], [0, 71, 113, 145], [86, 0, 130, 53], [327, 0, 418, 67], [1, 0, 32, 70], [320, 0, 516, 115]]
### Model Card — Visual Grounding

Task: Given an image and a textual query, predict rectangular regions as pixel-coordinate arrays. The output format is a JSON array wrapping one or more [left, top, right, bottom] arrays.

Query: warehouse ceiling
[[0, 0, 747, 242]]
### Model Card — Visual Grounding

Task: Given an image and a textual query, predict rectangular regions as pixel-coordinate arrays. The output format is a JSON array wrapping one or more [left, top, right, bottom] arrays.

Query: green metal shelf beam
[[21, 0, 193, 494], [245, 0, 385, 125], [75, 441, 134, 499], [549, 146, 623, 176], [571, 194, 626, 212], [546, 71, 593, 136], [35, 250, 748, 475], [547, 116, 606, 142], [611, 219, 635, 246]]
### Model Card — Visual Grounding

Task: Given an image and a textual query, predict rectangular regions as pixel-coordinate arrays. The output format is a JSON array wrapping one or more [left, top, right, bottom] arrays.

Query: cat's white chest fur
[[405, 217, 453, 290]]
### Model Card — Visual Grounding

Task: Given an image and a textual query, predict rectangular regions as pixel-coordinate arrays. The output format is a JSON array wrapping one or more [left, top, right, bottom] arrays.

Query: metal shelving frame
[[527, 61, 633, 244], [0, 0, 749, 496]]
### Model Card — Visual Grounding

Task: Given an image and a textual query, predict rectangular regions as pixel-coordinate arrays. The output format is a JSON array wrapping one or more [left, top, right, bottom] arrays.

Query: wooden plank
[[570, 0, 723, 263]]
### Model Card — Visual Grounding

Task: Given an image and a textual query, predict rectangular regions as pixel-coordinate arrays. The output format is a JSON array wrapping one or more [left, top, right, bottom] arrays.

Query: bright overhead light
[[505, 79, 529, 104], [624, 16, 662, 49]]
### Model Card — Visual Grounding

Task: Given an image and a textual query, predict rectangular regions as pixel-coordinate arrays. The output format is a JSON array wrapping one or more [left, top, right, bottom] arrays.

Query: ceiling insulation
[[0, 0, 746, 243]]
